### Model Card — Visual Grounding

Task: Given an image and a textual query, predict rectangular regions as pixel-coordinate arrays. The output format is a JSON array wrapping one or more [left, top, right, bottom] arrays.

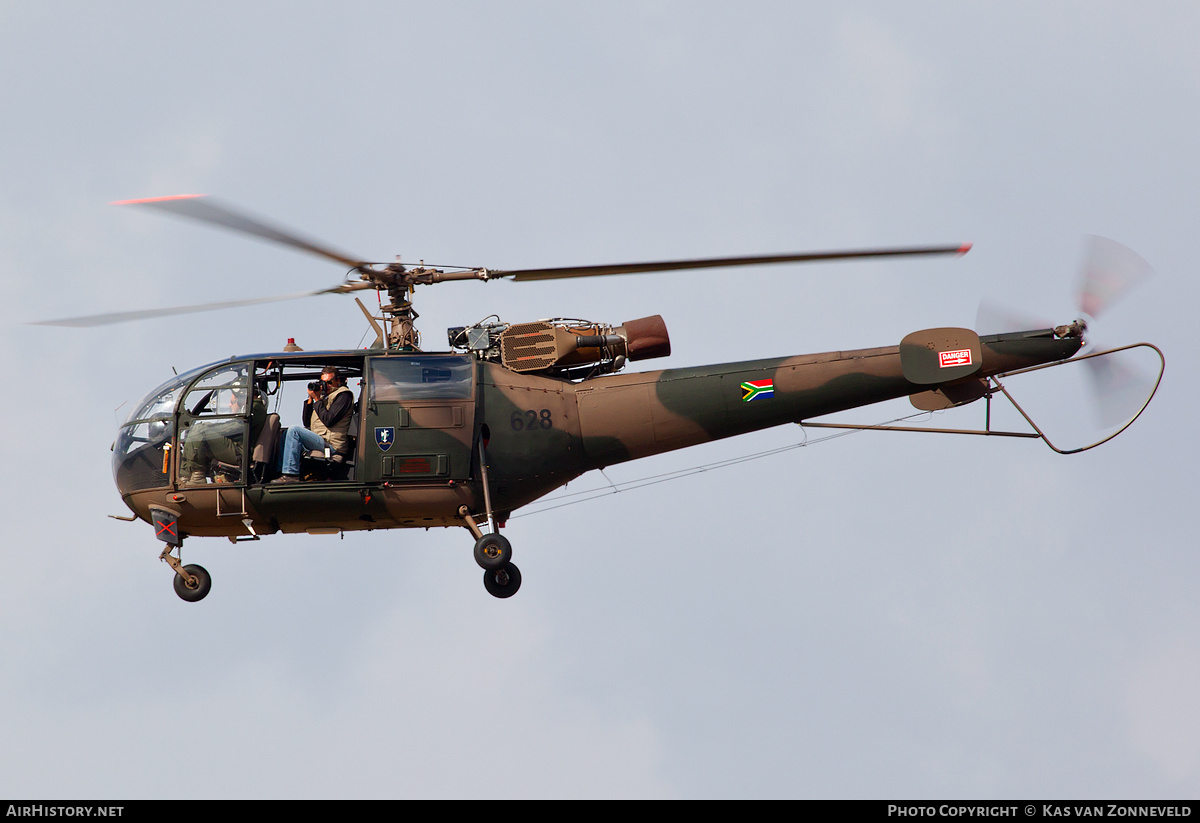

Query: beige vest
[[310, 385, 352, 452]]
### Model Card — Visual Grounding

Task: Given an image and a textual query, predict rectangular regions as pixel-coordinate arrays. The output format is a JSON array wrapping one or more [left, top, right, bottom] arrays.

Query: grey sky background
[[2, 1, 1197, 798]]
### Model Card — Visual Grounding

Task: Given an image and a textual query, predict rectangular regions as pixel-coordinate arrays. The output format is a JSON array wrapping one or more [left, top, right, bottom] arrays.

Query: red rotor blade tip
[[110, 194, 207, 205], [957, 243, 973, 256]]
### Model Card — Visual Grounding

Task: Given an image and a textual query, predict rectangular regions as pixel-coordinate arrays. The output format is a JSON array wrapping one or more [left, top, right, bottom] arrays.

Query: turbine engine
[[449, 315, 671, 377]]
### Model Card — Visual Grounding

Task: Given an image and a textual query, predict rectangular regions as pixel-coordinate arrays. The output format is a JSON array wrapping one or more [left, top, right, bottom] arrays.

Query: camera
[[308, 381, 324, 393]]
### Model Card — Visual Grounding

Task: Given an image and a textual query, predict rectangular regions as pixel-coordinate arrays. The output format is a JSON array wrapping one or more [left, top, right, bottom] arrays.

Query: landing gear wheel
[[173, 564, 211, 602], [473, 533, 513, 571], [483, 563, 521, 599]]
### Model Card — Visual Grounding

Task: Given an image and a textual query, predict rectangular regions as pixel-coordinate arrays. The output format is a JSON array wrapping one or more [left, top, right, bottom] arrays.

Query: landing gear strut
[[460, 439, 524, 599], [460, 505, 521, 599], [158, 543, 212, 603], [151, 506, 213, 603]]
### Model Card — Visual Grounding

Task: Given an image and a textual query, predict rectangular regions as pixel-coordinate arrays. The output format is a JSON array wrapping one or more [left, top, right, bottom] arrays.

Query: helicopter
[[37, 196, 1165, 602]]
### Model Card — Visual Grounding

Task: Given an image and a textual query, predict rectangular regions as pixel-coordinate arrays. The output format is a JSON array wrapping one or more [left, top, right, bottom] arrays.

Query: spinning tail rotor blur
[[977, 236, 1161, 431]]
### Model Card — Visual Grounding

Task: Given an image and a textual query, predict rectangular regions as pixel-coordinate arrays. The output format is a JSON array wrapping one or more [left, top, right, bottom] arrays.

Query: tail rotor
[[978, 236, 1160, 431]]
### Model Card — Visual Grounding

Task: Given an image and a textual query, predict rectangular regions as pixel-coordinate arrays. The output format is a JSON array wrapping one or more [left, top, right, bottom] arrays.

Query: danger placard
[[938, 349, 973, 368]]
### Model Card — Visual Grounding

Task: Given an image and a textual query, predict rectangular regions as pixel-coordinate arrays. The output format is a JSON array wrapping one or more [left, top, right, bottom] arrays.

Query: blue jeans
[[280, 427, 331, 476]]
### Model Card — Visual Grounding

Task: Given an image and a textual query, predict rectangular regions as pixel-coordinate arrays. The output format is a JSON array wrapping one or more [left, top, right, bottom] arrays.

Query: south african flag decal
[[741, 379, 774, 402]]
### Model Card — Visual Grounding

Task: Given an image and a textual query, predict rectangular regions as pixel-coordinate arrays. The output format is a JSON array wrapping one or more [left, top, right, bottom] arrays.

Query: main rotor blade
[[30, 284, 368, 327], [113, 195, 369, 270], [491, 244, 972, 282], [1077, 235, 1152, 320]]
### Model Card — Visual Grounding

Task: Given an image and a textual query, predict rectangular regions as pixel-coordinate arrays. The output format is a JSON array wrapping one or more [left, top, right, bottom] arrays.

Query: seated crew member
[[272, 366, 353, 483], [180, 386, 266, 483]]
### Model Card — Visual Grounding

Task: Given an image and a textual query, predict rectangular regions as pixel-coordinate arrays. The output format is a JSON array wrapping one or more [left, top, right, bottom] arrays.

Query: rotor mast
[[383, 282, 418, 349], [355, 262, 493, 350]]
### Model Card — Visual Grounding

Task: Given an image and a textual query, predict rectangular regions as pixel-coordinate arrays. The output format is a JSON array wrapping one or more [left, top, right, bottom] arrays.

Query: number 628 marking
[[510, 409, 553, 431]]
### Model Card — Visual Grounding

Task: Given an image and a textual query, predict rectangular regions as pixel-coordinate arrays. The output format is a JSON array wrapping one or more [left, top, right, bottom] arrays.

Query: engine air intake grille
[[500, 322, 563, 372]]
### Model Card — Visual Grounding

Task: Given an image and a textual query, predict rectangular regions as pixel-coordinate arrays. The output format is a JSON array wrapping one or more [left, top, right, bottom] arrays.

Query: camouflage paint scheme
[[115, 326, 1080, 544]]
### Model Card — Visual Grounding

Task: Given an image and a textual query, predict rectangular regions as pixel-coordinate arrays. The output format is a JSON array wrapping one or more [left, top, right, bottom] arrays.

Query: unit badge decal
[[375, 426, 395, 452], [741, 379, 775, 402]]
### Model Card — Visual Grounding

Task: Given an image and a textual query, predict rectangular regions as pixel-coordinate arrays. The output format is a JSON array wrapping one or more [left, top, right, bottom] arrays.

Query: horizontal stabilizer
[[910, 378, 989, 411]]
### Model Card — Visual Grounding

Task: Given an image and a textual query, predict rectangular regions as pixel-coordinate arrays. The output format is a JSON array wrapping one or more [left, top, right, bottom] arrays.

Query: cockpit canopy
[[113, 351, 475, 496], [114, 360, 251, 494]]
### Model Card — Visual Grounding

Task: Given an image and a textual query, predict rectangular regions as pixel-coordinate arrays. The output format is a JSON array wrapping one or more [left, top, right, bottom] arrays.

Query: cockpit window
[[115, 363, 212, 492], [183, 365, 250, 418], [178, 364, 257, 486], [124, 363, 209, 424], [113, 418, 175, 493], [114, 361, 258, 493], [371, 355, 474, 400]]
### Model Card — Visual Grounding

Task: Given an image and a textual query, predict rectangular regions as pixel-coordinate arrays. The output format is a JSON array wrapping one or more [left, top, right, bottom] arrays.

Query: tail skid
[[802, 342, 1165, 455]]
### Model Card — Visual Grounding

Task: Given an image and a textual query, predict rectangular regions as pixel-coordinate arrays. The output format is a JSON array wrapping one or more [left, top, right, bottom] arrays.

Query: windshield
[[115, 360, 245, 495], [124, 362, 213, 424]]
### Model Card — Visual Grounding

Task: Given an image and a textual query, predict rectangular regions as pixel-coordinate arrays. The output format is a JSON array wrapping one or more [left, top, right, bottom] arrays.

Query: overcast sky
[[2, 1, 1198, 799]]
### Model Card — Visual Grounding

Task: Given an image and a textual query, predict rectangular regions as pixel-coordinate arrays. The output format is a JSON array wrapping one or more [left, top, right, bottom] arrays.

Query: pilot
[[181, 386, 266, 483], [272, 365, 354, 483]]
